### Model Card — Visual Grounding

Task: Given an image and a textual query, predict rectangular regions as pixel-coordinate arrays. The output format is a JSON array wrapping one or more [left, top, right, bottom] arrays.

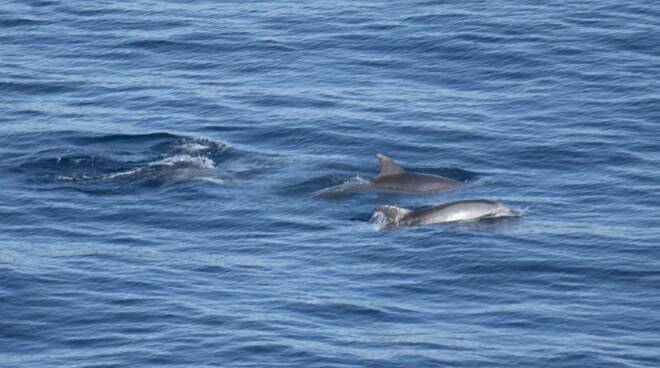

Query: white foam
[[197, 176, 226, 185], [180, 142, 208, 151], [55, 154, 216, 184], [150, 154, 216, 169], [177, 138, 232, 153], [369, 211, 388, 231], [56, 174, 94, 182], [103, 167, 145, 180]]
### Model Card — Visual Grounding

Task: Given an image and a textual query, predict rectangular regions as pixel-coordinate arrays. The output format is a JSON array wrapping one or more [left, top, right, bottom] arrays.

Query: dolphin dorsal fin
[[376, 154, 405, 178]]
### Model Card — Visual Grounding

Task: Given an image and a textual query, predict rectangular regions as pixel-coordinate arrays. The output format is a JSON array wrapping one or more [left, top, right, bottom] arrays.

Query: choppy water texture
[[2, 1, 660, 367]]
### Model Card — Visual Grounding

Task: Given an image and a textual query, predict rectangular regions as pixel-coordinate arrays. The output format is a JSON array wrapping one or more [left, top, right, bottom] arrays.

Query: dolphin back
[[372, 154, 462, 193], [372, 200, 522, 228]]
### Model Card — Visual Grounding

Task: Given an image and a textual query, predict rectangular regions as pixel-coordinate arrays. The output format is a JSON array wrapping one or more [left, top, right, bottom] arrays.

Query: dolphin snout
[[505, 208, 522, 217]]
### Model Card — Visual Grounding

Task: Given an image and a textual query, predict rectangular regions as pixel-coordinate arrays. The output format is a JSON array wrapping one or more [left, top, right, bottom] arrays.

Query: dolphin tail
[[371, 204, 411, 226], [375, 154, 405, 178]]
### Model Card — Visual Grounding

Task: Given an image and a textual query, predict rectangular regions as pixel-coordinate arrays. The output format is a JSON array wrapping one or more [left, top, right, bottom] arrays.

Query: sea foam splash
[[150, 154, 216, 169], [48, 135, 227, 188]]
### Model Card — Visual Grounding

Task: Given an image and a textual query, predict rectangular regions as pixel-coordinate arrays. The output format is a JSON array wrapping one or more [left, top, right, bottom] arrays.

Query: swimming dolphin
[[371, 199, 521, 228], [371, 154, 461, 192], [315, 154, 463, 196]]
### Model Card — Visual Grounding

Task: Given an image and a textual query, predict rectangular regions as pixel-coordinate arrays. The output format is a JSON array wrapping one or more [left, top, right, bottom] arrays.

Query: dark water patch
[[19, 154, 128, 176], [0, 81, 77, 95], [247, 94, 339, 109], [24, 0, 59, 7], [240, 343, 291, 354], [121, 39, 201, 52], [286, 301, 422, 325], [201, 124, 251, 133], [59, 6, 129, 17], [11, 109, 49, 117], [67, 132, 180, 146], [349, 211, 375, 223], [362, 22, 403, 31], [0, 18, 45, 28], [190, 264, 233, 275]]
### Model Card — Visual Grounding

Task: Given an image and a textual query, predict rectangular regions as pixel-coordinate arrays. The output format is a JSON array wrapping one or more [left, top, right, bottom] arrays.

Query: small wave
[[68, 132, 179, 146]]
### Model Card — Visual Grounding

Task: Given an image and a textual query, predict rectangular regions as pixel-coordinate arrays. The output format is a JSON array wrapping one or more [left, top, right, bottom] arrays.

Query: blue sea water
[[1, 0, 660, 366]]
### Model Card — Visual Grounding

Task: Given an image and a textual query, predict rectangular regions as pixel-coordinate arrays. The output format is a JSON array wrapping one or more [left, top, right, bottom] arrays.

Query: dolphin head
[[506, 208, 522, 217], [371, 205, 411, 227], [496, 203, 522, 217]]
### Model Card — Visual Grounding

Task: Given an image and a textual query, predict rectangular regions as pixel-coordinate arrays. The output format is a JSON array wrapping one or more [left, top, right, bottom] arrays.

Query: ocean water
[[1, 0, 660, 367]]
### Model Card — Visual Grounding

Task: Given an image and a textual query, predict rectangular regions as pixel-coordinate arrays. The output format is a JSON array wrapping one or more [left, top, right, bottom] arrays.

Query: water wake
[[20, 133, 230, 193], [313, 176, 372, 197]]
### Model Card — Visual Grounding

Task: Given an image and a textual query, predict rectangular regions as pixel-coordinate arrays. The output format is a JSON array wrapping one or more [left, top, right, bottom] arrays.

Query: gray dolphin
[[371, 154, 461, 192], [315, 154, 463, 196], [371, 199, 521, 228]]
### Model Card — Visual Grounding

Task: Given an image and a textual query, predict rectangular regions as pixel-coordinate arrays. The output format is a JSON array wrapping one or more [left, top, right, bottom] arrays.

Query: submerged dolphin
[[371, 199, 521, 228], [315, 154, 463, 196]]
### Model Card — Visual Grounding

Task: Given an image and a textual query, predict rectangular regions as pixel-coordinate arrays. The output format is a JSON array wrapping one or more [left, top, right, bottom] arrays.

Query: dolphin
[[371, 154, 462, 192], [315, 154, 463, 196], [371, 199, 521, 228]]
